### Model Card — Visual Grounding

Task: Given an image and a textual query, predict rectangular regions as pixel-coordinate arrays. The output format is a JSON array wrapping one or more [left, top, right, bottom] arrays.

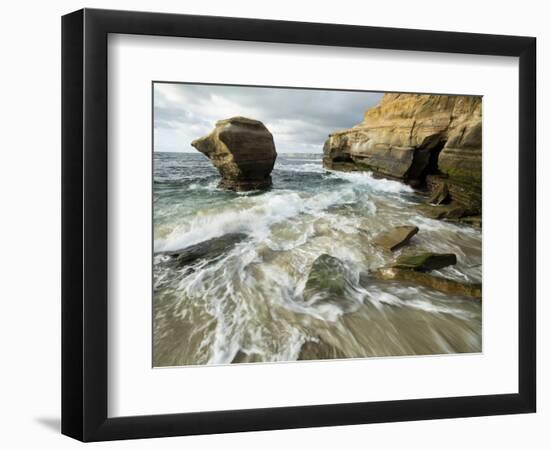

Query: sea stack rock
[[191, 116, 277, 191], [323, 94, 482, 214]]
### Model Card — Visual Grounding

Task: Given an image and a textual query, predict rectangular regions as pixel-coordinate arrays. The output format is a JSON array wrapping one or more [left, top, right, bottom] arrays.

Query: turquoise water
[[153, 152, 482, 366]]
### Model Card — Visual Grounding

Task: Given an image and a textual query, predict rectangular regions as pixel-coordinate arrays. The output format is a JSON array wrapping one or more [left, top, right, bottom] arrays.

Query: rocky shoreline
[[305, 224, 481, 302], [298, 224, 481, 359], [186, 94, 482, 327], [191, 94, 482, 226], [322, 93, 482, 225]]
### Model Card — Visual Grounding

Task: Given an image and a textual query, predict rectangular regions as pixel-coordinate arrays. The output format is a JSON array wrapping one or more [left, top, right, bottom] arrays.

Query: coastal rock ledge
[[192, 116, 277, 191], [323, 94, 482, 214]]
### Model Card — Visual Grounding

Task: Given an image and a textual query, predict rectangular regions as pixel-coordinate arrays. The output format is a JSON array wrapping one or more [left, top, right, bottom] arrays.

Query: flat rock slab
[[375, 267, 481, 300], [416, 203, 468, 220], [161, 233, 248, 267], [373, 225, 419, 251], [393, 252, 457, 271]]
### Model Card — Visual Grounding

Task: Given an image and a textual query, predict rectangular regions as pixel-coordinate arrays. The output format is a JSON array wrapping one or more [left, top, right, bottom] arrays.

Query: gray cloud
[[153, 83, 383, 153]]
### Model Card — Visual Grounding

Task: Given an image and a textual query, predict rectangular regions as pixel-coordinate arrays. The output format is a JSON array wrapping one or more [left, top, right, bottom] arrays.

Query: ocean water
[[153, 152, 482, 366]]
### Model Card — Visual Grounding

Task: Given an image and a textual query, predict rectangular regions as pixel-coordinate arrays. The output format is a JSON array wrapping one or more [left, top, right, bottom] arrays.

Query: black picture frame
[[62, 8, 536, 442]]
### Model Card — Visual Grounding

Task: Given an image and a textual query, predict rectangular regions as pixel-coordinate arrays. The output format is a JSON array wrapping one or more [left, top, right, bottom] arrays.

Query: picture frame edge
[[61, 8, 537, 442]]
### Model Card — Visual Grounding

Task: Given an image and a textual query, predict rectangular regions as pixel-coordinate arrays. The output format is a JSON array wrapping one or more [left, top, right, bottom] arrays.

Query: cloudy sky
[[153, 83, 383, 153]]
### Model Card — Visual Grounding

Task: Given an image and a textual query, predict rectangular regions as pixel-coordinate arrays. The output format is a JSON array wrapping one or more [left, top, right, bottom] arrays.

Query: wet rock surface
[[370, 247, 479, 299], [298, 338, 346, 361], [372, 225, 419, 251], [392, 252, 457, 272], [303, 254, 348, 304], [416, 203, 473, 220], [375, 267, 482, 300], [160, 233, 248, 267]]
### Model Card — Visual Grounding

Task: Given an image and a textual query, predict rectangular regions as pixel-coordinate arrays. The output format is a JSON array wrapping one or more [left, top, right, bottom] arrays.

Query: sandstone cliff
[[323, 93, 482, 213], [192, 117, 277, 191]]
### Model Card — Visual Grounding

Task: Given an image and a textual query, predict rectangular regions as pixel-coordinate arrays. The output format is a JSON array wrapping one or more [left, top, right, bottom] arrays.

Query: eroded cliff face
[[192, 117, 277, 191], [323, 93, 482, 212]]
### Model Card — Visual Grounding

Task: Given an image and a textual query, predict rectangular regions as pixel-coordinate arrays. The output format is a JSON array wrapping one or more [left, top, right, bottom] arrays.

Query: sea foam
[[154, 187, 359, 252]]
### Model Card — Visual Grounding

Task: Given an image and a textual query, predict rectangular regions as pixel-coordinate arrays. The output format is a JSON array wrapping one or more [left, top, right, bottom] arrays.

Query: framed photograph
[[62, 8, 536, 441]]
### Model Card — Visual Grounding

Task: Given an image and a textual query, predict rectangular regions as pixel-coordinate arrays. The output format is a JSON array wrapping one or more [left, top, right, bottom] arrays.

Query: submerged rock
[[372, 225, 419, 251], [323, 94, 481, 214], [191, 116, 277, 191], [375, 267, 481, 300], [392, 252, 457, 272], [231, 350, 263, 364], [161, 233, 247, 267], [303, 254, 348, 303], [298, 338, 346, 361]]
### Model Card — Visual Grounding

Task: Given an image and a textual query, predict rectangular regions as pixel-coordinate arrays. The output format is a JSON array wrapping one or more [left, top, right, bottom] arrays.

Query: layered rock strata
[[192, 117, 277, 191], [323, 93, 482, 214]]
